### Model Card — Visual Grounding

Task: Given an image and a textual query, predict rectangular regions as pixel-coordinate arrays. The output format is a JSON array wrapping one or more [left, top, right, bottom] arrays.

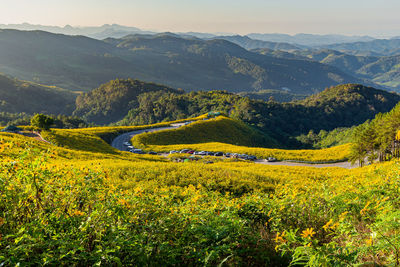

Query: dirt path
[[21, 131, 50, 143]]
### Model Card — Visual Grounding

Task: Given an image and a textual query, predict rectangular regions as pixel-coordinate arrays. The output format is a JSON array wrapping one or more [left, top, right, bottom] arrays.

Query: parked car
[[247, 155, 257, 161], [187, 150, 195, 154], [180, 149, 191, 154], [148, 151, 158, 155], [267, 157, 277, 162], [214, 152, 224, 157], [127, 145, 135, 149], [206, 151, 215, 156], [169, 150, 179, 154], [132, 149, 145, 154], [197, 151, 207, 156], [123, 142, 131, 146]]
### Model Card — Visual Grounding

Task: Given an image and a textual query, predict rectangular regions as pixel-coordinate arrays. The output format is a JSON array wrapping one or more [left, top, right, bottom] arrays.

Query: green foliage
[[297, 127, 357, 148], [74, 79, 180, 125], [31, 114, 54, 130], [0, 73, 77, 115], [0, 112, 31, 126], [238, 89, 307, 102], [350, 101, 400, 165]]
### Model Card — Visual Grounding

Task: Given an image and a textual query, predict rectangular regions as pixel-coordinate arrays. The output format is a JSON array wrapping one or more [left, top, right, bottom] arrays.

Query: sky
[[1, 0, 400, 36]]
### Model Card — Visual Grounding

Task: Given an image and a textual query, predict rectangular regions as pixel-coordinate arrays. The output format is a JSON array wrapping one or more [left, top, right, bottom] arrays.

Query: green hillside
[[0, 73, 77, 115], [131, 116, 279, 148], [238, 89, 307, 102], [0, 29, 360, 93], [73, 78, 180, 125]]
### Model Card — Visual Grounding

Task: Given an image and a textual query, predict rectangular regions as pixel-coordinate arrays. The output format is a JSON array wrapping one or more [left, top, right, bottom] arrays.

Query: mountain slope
[[213, 35, 302, 50], [323, 39, 400, 56], [0, 73, 77, 115], [0, 29, 361, 93], [73, 78, 180, 124]]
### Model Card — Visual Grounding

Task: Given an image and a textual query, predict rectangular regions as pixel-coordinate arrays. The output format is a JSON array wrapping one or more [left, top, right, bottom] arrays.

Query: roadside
[[110, 124, 356, 169]]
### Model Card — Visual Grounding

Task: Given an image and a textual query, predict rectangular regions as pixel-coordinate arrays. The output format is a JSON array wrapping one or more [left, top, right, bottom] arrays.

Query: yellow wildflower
[[301, 228, 315, 239], [274, 232, 286, 243]]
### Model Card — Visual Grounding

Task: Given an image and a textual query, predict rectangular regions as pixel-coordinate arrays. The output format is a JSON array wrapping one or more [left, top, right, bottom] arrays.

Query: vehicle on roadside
[[169, 150, 179, 154], [180, 149, 191, 154], [123, 142, 131, 146], [187, 150, 195, 154], [247, 155, 257, 161], [206, 151, 215, 156], [127, 145, 135, 149], [131, 149, 145, 154], [267, 157, 277, 162], [195, 151, 207, 156], [148, 151, 158, 155], [214, 152, 224, 157]]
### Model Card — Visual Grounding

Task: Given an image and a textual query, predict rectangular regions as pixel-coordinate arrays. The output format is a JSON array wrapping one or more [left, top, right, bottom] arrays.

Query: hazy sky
[[1, 0, 400, 36]]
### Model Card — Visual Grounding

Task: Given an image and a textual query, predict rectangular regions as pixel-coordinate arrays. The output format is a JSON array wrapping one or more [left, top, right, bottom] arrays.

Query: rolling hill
[[0, 73, 77, 115], [0, 29, 361, 93], [322, 39, 400, 56], [131, 116, 279, 148], [73, 78, 181, 124]]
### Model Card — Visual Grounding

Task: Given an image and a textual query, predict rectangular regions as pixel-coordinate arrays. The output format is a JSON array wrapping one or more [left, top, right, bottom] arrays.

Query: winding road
[[110, 123, 356, 169], [111, 123, 185, 151]]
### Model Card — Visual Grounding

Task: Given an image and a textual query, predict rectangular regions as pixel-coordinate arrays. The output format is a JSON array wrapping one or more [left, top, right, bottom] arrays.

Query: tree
[[31, 114, 54, 130]]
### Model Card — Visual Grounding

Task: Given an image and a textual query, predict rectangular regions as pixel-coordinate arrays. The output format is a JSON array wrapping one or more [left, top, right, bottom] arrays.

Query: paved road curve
[[255, 159, 356, 169], [111, 124, 185, 151]]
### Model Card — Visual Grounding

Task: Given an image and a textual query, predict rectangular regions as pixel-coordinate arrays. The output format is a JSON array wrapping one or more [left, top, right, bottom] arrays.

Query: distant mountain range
[[0, 29, 362, 93], [253, 48, 400, 90], [246, 33, 376, 47], [211, 35, 303, 51], [0, 23, 154, 39], [0, 23, 378, 46]]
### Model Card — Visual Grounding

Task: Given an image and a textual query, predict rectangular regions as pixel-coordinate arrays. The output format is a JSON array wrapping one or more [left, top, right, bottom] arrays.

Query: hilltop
[[0, 73, 77, 115], [131, 116, 279, 148], [73, 78, 180, 124]]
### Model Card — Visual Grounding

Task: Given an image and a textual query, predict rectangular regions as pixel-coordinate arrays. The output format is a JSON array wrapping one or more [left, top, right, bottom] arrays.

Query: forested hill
[[73, 78, 181, 124], [0, 73, 77, 115], [0, 29, 361, 93], [299, 83, 400, 109]]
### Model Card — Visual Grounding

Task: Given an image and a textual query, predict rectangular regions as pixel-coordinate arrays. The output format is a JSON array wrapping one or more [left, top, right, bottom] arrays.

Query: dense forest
[[350, 102, 400, 165]]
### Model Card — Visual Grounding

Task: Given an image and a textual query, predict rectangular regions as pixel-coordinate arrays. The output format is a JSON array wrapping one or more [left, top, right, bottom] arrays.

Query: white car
[[123, 142, 131, 146]]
